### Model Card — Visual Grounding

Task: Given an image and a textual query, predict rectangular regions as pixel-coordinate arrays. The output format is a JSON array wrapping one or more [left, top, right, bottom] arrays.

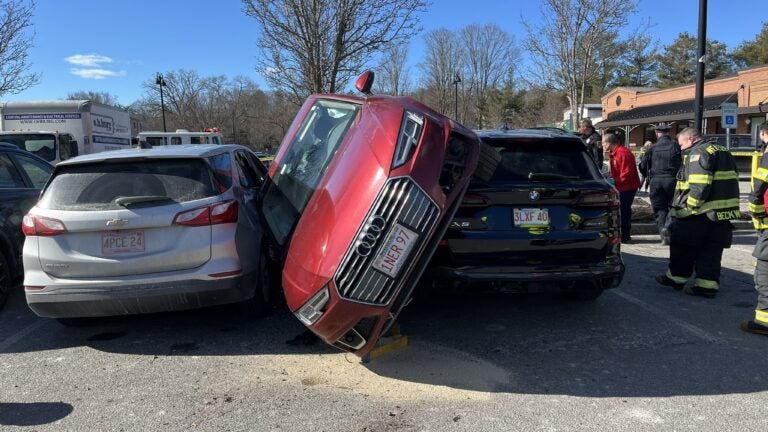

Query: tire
[[238, 250, 273, 319], [472, 141, 501, 183], [0, 253, 11, 310]]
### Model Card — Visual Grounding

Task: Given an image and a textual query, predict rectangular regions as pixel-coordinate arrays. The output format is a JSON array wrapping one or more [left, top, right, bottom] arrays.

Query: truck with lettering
[[0, 100, 132, 164]]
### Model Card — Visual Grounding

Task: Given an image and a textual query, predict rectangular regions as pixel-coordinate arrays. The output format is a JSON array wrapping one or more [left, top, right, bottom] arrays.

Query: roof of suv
[[57, 144, 247, 166], [475, 127, 584, 143]]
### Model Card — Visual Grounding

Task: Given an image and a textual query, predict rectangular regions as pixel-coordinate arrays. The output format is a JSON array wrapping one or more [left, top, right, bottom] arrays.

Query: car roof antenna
[[355, 71, 375, 97]]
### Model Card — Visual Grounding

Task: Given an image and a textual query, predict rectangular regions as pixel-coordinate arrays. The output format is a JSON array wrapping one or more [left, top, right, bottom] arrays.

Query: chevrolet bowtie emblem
[[106, 219, 128, 227]]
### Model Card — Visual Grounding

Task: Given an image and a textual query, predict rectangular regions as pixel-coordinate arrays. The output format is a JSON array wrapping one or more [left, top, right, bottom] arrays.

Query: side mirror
[[69, 140, 79, 157], [355, 71, 374, 96]]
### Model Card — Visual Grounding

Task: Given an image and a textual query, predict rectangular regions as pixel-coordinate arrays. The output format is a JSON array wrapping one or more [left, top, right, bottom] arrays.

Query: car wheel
[[563, 281, 604, 301], [0, 253, 11, 310], [238, 250, 272, 319], [472, 141, 501, 183]]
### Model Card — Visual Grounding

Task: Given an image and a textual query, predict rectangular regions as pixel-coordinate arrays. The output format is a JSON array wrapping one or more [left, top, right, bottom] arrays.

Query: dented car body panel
[[264, 88, 479, 356]]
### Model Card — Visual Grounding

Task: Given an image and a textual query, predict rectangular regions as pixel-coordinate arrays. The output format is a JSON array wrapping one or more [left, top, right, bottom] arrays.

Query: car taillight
[[22, 214, 67, 236], [460, 193, 491, 209], [576, 191, 619, 208], [173, 201, 238, 226]]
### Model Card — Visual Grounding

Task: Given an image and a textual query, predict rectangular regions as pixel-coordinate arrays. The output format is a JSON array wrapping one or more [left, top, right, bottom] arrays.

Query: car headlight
[[392, 111, 424, 169], [294, 285, 330, 326]]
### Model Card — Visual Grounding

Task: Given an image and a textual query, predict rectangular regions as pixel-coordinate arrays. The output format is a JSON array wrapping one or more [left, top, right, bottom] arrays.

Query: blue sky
[[6, 0, 767, 105]]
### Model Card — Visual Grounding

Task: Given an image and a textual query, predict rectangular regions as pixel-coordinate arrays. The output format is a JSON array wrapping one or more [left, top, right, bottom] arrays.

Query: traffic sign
[[721, 102, 738, 129]]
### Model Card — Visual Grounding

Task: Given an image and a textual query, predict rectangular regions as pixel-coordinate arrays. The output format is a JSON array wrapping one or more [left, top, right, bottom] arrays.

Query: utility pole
[[694, 0, 707, 133], [453, 71, 461, 121], [156, 73, 167, 133]]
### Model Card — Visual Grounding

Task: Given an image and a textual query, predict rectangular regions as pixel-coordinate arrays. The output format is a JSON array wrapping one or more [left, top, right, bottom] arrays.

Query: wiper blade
[[528, 172, 579, 181], [115, 195, 173, 207]]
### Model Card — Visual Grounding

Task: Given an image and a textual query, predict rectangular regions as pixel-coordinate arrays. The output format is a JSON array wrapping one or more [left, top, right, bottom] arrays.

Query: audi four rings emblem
[[528, 190, 540, 201], [356, 215, 387, 257]]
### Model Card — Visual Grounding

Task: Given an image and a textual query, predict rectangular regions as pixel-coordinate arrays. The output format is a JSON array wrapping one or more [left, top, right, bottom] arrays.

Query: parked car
[[0, 143, 54, 309], [262, 71, 481, 356], [705, 134, 756, 178], [22, 144, 274, 321], [428, 127, 625, 300]]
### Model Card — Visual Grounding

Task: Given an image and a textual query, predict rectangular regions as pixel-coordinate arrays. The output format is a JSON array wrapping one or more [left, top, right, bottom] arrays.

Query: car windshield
[[0, 133, 56, 161], [480, 138, 600, 185], [262, 98, 360, 245], [38, 159, 217, 210]]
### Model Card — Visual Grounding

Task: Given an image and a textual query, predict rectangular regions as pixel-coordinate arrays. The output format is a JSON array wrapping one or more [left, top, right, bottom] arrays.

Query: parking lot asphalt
[[1, 232, 767, 431]]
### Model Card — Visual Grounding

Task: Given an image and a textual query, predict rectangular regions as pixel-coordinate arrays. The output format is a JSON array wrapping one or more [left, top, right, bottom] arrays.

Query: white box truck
[[0, 100, 132, 164]]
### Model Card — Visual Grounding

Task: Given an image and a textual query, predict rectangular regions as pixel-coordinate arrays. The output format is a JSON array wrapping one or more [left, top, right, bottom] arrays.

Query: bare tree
[[66, 90, 121, 106], [420, 28, 465, 117], [460, 24, 518, 129], [523, 0, 638, 130], [0, 0, 40, 96], [376, 43, 411, 96], [242, 0, 426, 104]]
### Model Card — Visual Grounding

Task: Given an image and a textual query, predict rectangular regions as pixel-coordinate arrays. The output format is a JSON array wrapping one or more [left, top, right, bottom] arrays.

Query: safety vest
[[749, 149, 768, 230], [672, 140, 741, 221]]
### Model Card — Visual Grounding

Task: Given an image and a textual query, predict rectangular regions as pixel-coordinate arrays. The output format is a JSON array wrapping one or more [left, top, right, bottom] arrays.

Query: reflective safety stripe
[[713, 171, 738, 181], [676, 181, 690, 191], [706, 144, 728, 154], [694, 278, 719, 291], [754, 167, 768, 182], [756, 309, 768, 325], [666, 269, 689, 284], [688, 173, 712, 184], [752, 217, 768, 230], [673, 198, 741, 218], [687, 196, 703, 207], [748, 202, 765, 213]]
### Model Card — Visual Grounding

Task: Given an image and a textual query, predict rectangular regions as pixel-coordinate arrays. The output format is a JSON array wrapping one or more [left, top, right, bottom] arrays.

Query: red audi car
[[261, 72, 480, 356]]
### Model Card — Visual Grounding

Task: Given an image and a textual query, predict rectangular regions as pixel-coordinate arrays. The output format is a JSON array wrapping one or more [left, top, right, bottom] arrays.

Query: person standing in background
[[602, 133, 641, 243], [639, 124, 681, 245], [579, 118, 603, 167]]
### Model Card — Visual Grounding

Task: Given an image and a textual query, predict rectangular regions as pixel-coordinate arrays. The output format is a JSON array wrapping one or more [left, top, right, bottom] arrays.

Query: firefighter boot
[[740, 320, 768, 337]]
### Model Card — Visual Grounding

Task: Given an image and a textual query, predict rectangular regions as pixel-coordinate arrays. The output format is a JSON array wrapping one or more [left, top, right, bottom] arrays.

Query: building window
[[615, 95, 622, 107]]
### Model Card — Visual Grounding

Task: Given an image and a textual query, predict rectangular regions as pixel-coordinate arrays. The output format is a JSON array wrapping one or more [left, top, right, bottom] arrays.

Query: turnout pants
[[667, 214, 733, 293], [752, 231, 768, 325], [649, 176, 676, 235]]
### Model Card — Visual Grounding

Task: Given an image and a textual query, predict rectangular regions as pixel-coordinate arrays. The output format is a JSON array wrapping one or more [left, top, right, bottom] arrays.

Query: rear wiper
[[528, 172, 580, 182], [115, 196, 173, 207]]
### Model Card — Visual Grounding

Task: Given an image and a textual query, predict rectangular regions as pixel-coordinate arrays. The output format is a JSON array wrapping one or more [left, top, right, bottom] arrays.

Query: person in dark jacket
[[578, 118, 603, 167], [603, 133, 641, 243], [744, 120, 768, 336], [655, 127, 741, 299], [638, 124, 682, 244]]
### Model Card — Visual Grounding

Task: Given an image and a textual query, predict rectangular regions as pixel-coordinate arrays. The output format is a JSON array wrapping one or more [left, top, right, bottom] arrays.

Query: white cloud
[[70, 68, 126, 80], [65, 54, 114, 67]]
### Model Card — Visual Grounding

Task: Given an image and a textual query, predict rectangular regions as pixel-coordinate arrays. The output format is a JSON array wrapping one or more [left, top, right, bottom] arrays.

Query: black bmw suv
[[0, 143, 53, 309], [430, 128, 625, 300]]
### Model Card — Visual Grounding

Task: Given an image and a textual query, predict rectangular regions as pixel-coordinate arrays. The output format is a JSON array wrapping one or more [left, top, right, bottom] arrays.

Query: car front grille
[[334, 177, 439, 305]]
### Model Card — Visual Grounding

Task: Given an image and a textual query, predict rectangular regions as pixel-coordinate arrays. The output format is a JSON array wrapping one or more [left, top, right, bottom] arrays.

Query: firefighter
[[655, 127, 741, 298], [743, 120, 768, 336]]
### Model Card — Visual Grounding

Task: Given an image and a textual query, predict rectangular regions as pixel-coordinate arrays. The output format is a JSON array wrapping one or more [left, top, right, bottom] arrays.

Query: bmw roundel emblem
[[528, 190, 540, 201]]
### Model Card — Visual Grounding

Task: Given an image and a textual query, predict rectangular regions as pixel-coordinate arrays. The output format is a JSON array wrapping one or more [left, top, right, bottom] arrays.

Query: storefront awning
[[596, 93, 738, 129]]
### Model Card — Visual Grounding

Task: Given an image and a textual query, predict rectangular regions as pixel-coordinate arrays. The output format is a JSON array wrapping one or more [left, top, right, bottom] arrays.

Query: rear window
[[38, 159, 217, 210], [481, 137, 600, 184]]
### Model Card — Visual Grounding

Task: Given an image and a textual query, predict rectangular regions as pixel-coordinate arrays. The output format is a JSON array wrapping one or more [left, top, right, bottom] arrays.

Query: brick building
[[596, 64, 768, 148]]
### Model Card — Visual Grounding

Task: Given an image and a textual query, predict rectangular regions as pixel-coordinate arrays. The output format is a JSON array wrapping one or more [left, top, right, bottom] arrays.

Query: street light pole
[[155, 73, 167, 133], [453, 71, 461, 121]]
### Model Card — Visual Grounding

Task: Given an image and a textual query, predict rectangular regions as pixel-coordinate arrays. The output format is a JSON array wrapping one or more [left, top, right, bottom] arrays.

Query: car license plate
[[102, 230, 145, 255], [513, 208, 549, 227], [372, 223, 419, 279]]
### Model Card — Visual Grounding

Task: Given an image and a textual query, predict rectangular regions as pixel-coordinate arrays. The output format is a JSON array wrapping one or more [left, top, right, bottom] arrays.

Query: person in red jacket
[[603, 133, 641, 243]]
